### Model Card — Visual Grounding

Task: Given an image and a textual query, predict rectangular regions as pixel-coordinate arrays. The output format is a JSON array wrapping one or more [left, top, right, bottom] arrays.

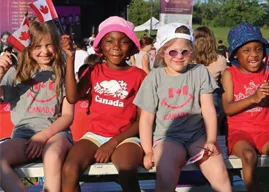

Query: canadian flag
[[8, 18, 31, 52], [29, 0, 58, 23]]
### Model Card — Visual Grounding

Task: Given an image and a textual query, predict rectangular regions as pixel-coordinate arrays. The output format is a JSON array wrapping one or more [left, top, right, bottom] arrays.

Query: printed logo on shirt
[[93, 80, 128, 107], [161, 85, 193, 120], [26, 80, 56, 114], [234, 80, 263, 114]]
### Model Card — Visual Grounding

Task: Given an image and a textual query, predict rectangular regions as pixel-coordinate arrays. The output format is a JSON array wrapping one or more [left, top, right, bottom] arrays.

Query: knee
[[62, 161, 80, 180], [241, 150, 258, 165], [156, 165, 178, 182]]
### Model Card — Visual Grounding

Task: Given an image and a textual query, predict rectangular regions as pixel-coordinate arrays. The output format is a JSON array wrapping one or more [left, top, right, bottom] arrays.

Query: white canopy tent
[[134, 17, 163, 32]]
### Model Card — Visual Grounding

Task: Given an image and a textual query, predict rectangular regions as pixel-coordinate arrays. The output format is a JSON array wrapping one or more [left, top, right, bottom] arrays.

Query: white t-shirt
[[74, 50, 89, 73]]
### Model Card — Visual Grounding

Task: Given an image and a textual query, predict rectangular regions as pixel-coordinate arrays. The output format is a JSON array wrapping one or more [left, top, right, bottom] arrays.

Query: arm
[[62, 35, 90, 104], [221, 70, 267, 116], [0, 53, 12, 98], [139, 109, 154, 154], [40, 97, 74, 138], [142, 54, 150, 74], [26, 97, 74, 158], [200, 93, 217, 144], [139, 109, 155, 170], [200, 93, 220, 156]]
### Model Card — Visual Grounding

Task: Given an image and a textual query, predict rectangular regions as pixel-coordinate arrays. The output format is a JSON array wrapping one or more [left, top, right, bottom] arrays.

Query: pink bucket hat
[[93, 16, 140, 52]]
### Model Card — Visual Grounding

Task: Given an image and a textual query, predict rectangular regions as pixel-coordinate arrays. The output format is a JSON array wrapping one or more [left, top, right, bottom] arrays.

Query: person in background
[[134, 23, 232, 192], [222, 23, 269, 192], [87, 40, 96, 55], [74, 39, 89, 81], [0, 31, 11, 54], [217, 40, 229, 59], [193, 26, 227, 132], [61, 16, 146, 192], [0, 18, 74, 192], [133, 36, 154, 74]]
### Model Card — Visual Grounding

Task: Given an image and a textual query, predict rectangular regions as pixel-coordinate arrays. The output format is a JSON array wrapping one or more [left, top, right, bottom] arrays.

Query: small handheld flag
[[29, 0, 58, 23], [8, 12, 31, 52]]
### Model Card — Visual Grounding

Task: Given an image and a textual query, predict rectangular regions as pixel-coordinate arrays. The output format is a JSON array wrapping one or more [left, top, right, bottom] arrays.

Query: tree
[[128, 0, 160, 26]]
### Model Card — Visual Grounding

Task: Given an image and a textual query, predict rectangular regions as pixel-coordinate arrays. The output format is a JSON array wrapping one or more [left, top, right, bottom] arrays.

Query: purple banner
[[160, 0, 194, 15], [0, 0, 35, 34]]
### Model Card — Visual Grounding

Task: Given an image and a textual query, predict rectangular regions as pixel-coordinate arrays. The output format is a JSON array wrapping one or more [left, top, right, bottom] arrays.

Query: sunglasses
[[164, 49, 192, 57]]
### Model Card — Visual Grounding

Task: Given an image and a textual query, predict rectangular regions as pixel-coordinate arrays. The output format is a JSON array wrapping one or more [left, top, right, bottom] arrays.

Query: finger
[[28, 144, 38, 158], [31, 146, 40, 158], [25, 141, 33, 155]]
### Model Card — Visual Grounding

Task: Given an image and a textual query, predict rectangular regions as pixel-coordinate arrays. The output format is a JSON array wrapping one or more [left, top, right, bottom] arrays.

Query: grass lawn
[[135, 25, 269, 48]]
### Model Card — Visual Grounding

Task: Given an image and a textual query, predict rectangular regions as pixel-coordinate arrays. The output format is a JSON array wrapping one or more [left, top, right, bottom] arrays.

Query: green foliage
[[129, 0, 160, 26], [193, 0, 268, 27]]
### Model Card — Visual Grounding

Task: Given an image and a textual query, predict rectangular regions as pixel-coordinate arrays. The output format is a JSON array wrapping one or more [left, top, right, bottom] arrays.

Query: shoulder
[[131, 66, 147, 79]]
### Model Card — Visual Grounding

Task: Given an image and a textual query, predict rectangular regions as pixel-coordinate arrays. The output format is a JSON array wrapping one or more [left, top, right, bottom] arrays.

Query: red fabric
[[70, 100, 90, 142], [227, 66, 269, 132], [228, 130, 269, 154], [0, 103, 13, 139], [0, 101, 92, 142], [82, 63, 146, 137]]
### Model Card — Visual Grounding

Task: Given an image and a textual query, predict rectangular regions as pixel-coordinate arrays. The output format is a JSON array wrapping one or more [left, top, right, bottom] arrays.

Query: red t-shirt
[[81, 63, 146, 137], [227, 66, 269, 132]]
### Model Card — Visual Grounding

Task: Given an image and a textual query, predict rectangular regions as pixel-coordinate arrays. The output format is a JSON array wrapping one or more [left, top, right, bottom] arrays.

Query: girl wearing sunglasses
[[133, 23, 232, 192]]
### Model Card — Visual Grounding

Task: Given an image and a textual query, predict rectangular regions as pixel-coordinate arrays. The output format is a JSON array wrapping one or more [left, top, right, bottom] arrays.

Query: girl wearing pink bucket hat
[[62, 16, 146, 192]]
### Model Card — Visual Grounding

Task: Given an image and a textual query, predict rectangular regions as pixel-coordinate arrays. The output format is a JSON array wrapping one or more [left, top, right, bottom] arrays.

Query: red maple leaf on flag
[[40, 5, 48, 14], [19, 31, 30, 41]]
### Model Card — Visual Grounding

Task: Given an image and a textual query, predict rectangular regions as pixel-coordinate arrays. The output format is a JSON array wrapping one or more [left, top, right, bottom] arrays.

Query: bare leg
[[61, 139, 98, 192], [188, 137, 232, 192], [153, 140, 187, 192], [42, 134, 72, 192], [111, 143, 143, 192], [261, 141, 269, 155], [232, 141, 259, 192], [0, 138, 32, 192]]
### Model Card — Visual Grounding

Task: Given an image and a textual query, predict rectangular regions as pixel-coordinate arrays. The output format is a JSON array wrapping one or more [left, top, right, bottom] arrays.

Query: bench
[[13, 136, 269, 178]]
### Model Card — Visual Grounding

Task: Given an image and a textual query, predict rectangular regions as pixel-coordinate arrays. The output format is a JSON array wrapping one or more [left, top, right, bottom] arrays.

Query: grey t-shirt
[[133, 64, 218, 141], [1, 66, 65, 133]]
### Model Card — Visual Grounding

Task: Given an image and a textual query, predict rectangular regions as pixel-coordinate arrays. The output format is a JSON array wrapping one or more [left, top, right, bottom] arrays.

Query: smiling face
[[31, 34, 55, 69], [101, 31, 133, 70], [161, 38, 193, 76], [235, 41, 264, 74]]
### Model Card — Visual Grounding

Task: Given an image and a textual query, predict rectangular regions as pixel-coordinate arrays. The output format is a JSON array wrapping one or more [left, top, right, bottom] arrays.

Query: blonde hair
[[193, 26, 218, 66], [15, 18, 64, 97]]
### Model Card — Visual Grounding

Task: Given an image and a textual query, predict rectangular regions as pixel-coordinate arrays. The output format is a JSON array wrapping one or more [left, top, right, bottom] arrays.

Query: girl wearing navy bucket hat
[[222, 22, 269, 192], [62, 16, 146, 192]]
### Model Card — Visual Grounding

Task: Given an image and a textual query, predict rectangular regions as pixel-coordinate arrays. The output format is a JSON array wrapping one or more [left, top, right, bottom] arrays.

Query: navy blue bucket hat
[[227, 23, 269, 62]]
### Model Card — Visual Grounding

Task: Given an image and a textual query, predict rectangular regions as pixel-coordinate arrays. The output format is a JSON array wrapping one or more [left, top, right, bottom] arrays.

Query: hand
[[61, 35, 75, 59], [0, 53, 12, 81], [204, 142, 219, 156], [25, 131, 50, 159], [94, 139, 118, 163], [143, 151, 154, 170], [251, 81, 269, 104]]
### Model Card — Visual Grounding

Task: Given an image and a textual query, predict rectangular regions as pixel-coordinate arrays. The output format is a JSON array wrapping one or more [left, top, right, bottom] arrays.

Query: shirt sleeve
[[133, 72, 159, 113], [199, 65, 219, 95], [1, 67, 19, 102]]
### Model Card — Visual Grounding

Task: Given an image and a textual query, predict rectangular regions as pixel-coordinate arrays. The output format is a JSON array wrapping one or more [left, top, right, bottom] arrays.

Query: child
[[222, 23, 269, 192], [134, 36, 154, 74], [62, 16, 146, 192], [0, 18, 74, 192], [133, 23, 232, 192], [193, 26, 227, 132]]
